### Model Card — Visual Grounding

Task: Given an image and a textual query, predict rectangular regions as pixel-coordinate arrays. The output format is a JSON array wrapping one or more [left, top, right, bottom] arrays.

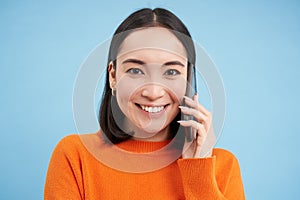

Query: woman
[[45, 8, 245, 199]]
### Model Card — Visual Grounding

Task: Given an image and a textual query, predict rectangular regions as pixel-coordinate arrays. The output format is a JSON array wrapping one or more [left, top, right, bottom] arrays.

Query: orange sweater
[[44, 134, 245, 199]]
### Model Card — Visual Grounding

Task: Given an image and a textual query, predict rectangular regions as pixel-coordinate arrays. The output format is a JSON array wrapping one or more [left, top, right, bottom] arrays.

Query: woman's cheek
[[163, 76, 187, 103], [115, 76, 143, 111]]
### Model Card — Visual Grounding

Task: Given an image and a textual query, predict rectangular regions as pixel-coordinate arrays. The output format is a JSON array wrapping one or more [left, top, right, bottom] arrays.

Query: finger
[[194, 142, 202, 158], [196, 126, 207, 146], [183, 96, 210, 116], [193, 131, 207, 158], [179, 106, 208, 124], [177, 120, 207, 139], [193, 93, 198, 102], [179, 102, 211, 132], [177, 119, 198, 130], [179, 120, 207, 154]]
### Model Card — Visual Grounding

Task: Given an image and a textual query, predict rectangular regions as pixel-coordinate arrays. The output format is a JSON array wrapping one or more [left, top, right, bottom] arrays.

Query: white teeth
[[140, 105, 164, 113]]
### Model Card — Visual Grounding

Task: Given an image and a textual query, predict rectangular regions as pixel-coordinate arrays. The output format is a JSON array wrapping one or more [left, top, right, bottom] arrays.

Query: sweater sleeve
[[177, 149, 245, 200], [44, 135, 84, 200]]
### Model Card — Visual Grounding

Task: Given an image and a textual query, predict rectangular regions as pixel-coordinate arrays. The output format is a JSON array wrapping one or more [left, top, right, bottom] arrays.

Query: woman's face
[[109, 27, 188, 140]]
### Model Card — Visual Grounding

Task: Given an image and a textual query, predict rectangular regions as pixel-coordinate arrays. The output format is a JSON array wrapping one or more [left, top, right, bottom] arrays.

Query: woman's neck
[[121, 118, 172, 142], [128, 124, 172, 142], [132, 127, 171, 142]]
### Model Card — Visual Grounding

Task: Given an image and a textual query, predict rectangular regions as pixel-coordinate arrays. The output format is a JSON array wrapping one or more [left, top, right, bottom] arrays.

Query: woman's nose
[[141, 84, 166, 100]]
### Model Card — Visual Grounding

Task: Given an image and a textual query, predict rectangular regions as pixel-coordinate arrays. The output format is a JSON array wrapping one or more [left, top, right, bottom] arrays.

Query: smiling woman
[[44, 8, 245, 199]]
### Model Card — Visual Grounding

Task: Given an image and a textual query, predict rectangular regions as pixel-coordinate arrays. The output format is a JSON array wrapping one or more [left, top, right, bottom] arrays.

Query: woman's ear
[[108, 61, 116, 89]]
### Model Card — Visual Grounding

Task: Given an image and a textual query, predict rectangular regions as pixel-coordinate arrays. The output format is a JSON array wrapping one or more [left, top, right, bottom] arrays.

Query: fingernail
[[179, 106, 187, 110]]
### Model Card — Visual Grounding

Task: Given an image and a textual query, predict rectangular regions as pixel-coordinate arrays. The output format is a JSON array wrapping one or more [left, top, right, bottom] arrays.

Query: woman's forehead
[[117, 48, 188, 65], [117, 27, 187, 59]]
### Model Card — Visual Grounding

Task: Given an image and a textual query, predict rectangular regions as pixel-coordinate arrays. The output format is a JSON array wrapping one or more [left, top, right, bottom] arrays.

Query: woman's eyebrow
[[122, 59, 185, 67], [163, 61, 185, 67], [122, 59, 145, 65]]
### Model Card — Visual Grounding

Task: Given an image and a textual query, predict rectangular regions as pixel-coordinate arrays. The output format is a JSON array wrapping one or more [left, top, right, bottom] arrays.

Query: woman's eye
[[164, 69, 180, 76], [126, 68, 144, 75]]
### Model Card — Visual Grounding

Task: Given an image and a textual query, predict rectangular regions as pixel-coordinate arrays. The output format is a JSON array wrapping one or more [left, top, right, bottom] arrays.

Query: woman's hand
[[178, 94, 215, 158]]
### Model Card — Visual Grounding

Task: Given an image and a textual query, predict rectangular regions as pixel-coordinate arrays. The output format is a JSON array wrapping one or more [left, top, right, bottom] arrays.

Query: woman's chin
[[132, 124, 170, 141], [133, 128, 161, 138]]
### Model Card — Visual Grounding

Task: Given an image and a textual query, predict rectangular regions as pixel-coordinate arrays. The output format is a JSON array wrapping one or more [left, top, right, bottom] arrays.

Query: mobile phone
[[182, 63, 197, 142]]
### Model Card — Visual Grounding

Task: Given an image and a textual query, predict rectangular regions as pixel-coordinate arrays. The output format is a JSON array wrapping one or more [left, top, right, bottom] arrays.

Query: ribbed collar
[[116, 139, 173, 153]]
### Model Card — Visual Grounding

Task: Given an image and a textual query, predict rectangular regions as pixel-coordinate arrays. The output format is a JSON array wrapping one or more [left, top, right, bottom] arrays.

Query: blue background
[[1, 0, 299, 199]]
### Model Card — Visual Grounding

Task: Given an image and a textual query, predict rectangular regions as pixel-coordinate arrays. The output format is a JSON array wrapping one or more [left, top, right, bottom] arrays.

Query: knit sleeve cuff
[[177, 156, 216, 183], [177, 156, 225, 199]]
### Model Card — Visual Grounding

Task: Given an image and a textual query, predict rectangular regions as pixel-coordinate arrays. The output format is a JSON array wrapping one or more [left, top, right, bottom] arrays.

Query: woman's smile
[[139, 104, 166, 113], [127, 88, 179, 128], [134, 102, 171, 118]]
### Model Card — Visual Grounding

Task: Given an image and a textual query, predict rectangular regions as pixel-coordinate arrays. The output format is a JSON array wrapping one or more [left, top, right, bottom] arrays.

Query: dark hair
[[99, 8, 196, 144]]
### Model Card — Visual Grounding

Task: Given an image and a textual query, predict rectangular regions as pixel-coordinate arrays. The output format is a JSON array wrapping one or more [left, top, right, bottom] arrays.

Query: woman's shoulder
[[213, 148, 236, 157], [55, 134, 81, 150], [52, 133, 101, 156], [57, 134, 80, 144], [212, 148, 240, 166]]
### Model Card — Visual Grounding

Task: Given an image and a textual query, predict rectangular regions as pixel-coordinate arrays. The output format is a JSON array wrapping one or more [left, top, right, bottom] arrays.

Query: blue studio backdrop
[[1, 0, 299, 199]]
